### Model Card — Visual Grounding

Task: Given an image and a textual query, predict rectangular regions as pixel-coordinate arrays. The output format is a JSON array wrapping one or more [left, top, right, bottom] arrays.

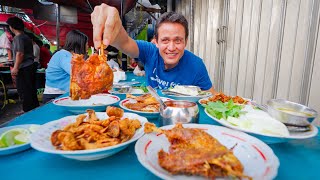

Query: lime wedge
[[0, 140, 6, 148], [14, 133, 30, 145], [0, 128, 30, 147]]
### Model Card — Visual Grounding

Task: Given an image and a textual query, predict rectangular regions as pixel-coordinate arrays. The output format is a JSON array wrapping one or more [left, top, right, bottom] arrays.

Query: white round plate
[[119, 97, 172, 119], [163, 91, 211, 103], [53, 94, 120, 114], [30, 112, 148, 161], [0, 124, 38, 155], [135, 124, 279, 180], [204, 108, 318, 144]]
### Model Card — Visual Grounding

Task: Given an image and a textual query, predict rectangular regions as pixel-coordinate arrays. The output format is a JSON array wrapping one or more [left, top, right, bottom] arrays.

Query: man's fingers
[[91, 4, 107, 49], [102, 7, 119, 47]]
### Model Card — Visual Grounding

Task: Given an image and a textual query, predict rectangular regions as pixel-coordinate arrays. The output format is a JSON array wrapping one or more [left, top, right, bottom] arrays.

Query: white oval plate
[[204, 108, 318, 144], [53, 94, 120, 114], [135, 124, 279, 180], [30, 112, 148, 161], [119, 97, 172, 119], [0, 124, 39, 155]]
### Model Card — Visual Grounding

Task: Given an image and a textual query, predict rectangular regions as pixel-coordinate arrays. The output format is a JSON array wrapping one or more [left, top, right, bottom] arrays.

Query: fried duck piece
[[125, 94, 160, 112], [144, 122, 250, 179], [106, 106, 124, 118], [70, 45, 113, 100]]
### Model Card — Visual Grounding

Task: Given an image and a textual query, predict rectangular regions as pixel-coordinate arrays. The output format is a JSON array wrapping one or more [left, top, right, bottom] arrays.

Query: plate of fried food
[[135, 123, 279, 180], [198, 92, 249, 105], [53, 94, 120, 114], [30, 106, 148, 161], [119, 94, 172, 119]]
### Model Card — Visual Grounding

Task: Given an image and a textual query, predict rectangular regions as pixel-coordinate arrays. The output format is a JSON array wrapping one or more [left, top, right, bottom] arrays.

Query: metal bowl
[[159, 100, 199, 126], [112, 85, 132, 93], [266, 99, 318, 126]]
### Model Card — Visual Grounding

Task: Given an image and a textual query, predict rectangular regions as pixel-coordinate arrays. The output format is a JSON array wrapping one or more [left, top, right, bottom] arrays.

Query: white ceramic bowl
[[53, 94, 120, 114], [30, 112, 148, 161]]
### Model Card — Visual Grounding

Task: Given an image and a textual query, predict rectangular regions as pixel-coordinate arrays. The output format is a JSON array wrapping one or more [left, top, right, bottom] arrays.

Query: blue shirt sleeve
[[135, 40, 157, 64]]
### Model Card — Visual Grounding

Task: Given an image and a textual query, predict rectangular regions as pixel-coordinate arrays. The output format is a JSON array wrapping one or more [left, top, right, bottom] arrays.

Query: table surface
[[0, 72, 319, 180]]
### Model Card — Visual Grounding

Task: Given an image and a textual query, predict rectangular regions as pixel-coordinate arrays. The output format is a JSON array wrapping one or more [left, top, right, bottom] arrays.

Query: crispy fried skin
[[144, 123, 249, 179], [50, 107, 141, 151], [70, 46, 113, 100], [124, 94, 160, 112], [106, 106, 124, 118], [200, 93, 248, 105]]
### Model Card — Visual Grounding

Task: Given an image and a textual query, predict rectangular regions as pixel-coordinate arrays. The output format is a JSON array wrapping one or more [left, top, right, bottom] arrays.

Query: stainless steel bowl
[[112, 85, 132, 93], [267, 99, 318, 126], [159, 100, 199, 126]]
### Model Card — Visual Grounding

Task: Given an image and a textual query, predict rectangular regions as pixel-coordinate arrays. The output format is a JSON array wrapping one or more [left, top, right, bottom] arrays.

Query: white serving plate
[[135, 124, 279, 180], [53, 94, 120, 114], [204, 108, 318, 144], [30, 112, 148, 161]]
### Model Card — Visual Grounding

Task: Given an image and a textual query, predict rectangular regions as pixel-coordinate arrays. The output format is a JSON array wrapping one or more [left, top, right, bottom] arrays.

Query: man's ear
[[155, 39, 159, 48]]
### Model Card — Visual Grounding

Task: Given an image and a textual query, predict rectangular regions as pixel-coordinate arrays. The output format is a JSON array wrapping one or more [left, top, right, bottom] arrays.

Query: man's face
[[155, 23, 188, 69]]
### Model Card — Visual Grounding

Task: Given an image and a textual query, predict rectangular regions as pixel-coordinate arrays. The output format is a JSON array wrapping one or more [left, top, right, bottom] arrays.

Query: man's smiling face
[[155, 22, 188, 69]]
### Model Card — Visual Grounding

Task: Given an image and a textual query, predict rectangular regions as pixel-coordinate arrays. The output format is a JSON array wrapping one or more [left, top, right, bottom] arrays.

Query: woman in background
[[42, 30, 88, 103]]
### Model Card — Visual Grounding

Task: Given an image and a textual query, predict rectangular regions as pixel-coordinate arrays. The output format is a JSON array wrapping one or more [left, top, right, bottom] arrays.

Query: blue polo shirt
[[136, 40, 212, 90], [45, 49, 72, 92]]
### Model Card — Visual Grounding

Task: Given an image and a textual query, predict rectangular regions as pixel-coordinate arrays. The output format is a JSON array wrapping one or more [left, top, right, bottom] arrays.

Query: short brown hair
[[6, 17, 24, 31], [155, 12, 188, 40]]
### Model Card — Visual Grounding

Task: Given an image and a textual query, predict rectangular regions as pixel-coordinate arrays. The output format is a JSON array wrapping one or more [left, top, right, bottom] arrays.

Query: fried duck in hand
[[70, 45, 113, 100], [144, 123, 251, 179]]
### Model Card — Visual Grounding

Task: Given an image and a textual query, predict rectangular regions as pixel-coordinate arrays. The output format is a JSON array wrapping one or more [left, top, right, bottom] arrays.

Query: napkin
[[113, 68, 126, 83]]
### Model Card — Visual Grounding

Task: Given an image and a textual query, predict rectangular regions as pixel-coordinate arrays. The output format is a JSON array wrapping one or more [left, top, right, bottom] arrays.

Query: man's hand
[[11, 67, 19, 76], [91, 3, 122, 49]]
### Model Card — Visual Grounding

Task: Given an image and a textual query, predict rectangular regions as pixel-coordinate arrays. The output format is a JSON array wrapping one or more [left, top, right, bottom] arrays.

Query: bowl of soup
[[159, 100, 199, 126], [266, 99, 318, 126]]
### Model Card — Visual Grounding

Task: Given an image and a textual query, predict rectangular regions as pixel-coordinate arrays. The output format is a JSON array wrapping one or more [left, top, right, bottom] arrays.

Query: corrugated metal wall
[[175, 0, 320, 121], [175, 0, 222, 89]]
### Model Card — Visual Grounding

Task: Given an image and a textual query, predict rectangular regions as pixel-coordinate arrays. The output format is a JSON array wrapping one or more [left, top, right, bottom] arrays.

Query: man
[[6, 17, 39, 113], [91, 4, 217, 94]]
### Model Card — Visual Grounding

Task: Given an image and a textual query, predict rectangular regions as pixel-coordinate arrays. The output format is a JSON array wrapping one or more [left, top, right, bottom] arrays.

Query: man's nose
[[167, 41, 175, 51]]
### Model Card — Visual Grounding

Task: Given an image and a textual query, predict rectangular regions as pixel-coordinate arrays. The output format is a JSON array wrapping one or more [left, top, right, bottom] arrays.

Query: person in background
[[43, 44, 52, 55], [128, 57, 138, 70], [32, 36, 40, 69], [106, 51, 120, 70], [42, 30, 88, 103], [39, 43, 52, 68], [133, 61, 145, 76], [91, 4, 217, 94], [6, 17, 39, 113]]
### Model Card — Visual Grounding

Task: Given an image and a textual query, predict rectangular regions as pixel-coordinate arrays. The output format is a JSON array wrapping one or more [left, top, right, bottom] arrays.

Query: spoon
[[147, 86, 167, 110]]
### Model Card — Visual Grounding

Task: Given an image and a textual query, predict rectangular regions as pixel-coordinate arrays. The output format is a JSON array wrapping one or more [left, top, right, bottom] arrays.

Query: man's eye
[[175, 39, 182, 43], [162, 39, 169, 43]]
